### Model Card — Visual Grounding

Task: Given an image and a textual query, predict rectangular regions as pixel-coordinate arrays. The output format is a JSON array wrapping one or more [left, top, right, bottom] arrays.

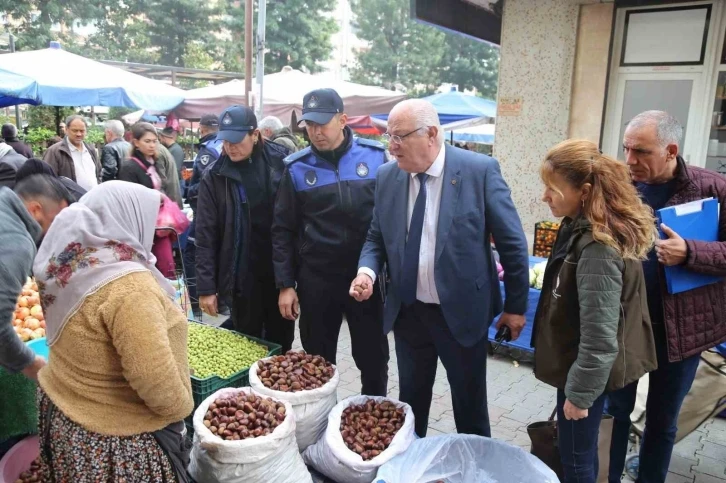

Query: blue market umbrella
[[0, 42, 185, 110], [450, 123, 496, 145], [372, 90, 496, 125]]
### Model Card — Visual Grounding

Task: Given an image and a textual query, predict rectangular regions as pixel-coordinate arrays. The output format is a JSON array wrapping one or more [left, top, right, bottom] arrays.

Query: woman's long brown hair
[[541, 139, 656, 260]]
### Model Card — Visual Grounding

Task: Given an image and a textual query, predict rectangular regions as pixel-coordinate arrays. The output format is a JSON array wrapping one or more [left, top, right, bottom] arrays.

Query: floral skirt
[[38, 388, 176, 483]]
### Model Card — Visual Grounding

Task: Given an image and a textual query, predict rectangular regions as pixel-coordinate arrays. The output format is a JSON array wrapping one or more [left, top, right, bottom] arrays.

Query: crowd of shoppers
[[0, 92, 722, 483]]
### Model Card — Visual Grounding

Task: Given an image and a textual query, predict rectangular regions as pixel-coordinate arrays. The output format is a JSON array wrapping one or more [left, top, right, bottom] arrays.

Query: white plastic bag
[[188, 387, 312, 483], [303, 395, 416, 483], [375, 434, 559, 483], [249, 355, 340, 451]]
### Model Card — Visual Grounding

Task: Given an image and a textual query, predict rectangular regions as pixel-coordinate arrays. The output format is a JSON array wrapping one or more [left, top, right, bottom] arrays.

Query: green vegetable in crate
[[532, 261, 547, 290], [187, 323, 268, 379]]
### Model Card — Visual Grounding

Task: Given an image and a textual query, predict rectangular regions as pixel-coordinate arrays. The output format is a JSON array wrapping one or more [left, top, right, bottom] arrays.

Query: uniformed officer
[[272, 88, 389, 396], [184, 114, 223, 319]]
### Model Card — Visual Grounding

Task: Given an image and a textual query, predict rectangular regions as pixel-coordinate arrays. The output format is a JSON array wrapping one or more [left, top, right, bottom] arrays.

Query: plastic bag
[[375, 434, 559, 483], [303, 395, 416, 483], [188, 387, 312, 483], [156, 193, 189, 238], [249, 355, 340, 451]]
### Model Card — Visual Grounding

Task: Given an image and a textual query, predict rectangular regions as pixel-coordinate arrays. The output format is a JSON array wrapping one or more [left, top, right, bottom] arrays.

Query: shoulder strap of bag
[[130, 156, 149, 173]]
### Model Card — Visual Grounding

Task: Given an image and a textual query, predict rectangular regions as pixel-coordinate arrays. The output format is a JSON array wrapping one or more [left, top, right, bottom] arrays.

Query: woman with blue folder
[[532, 139, 658, 483]]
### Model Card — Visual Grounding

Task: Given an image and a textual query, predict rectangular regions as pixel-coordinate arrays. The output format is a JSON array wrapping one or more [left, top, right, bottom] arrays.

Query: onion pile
[[14, 278, 45, 342]]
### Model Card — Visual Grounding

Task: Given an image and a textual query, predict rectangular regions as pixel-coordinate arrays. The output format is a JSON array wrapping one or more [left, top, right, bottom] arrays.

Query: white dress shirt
[[359, 145, 445, 304], [68, 140, 98, 191]]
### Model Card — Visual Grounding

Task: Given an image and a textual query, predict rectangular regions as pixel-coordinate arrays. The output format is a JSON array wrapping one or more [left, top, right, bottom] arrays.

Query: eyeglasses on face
[[383, 126, 427, 145]]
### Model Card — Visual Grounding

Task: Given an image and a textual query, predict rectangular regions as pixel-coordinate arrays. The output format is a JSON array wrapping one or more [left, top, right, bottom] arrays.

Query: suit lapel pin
[[451, 178, 457, 185]]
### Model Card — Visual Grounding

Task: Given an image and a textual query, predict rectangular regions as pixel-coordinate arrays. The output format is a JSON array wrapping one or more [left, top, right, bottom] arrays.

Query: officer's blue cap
[[300, 88, 344, 126], [217, 105, 257, 144]]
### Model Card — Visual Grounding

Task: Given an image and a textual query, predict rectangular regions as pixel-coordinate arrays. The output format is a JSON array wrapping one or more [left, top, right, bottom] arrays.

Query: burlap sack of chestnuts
[[188, 387, 313, 483], [249, 351, 340, 452]]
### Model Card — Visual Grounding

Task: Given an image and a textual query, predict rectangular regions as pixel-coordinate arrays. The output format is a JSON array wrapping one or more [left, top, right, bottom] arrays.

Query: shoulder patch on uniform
[[304, 170, 317, 186], [355, 137, 385, 150], [356, 162, 369, 178], [284, 146, 312, 166], [199, 154, 211, 166]]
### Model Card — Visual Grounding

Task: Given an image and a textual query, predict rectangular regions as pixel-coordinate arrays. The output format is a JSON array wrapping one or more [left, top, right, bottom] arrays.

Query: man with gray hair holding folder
[[607, 110, 726, 483]]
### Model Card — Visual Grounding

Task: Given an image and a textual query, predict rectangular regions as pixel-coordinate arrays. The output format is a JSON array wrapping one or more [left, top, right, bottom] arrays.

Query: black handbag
[[527, 406, 613, 483], [527, 407, 564, 481]]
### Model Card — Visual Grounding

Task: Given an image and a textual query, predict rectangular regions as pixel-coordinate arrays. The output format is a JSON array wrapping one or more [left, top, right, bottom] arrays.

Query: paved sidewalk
[[294, 322, 726, 482]]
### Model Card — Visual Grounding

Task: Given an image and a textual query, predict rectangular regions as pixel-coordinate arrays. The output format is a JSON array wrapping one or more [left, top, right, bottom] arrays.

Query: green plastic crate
[[0, 367, 38, 442], [187, 321, 282, 412]]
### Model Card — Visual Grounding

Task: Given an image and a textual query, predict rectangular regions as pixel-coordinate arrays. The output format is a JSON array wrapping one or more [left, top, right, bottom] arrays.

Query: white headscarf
[[34, 181, 175, 346]]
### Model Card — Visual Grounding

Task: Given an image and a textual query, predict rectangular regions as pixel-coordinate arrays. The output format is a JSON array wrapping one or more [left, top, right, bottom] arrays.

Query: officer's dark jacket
[[272, 127, 387, 288], [195, 140, 289, 300]]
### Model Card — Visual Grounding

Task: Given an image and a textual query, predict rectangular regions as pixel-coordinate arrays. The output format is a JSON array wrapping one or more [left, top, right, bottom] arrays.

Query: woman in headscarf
[[34, 181, 193, 482], [118, 123, 177, 278]]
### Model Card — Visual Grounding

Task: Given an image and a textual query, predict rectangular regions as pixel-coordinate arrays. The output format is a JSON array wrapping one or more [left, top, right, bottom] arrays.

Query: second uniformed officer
[[272, 88, 389, 396], [184, 114, 223, 319]]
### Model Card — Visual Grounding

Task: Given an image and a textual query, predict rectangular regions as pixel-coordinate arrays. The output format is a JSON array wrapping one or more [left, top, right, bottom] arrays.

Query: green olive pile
[[257, 351, 335, 392], [203, 392, 286, 441], [15, 457, 43, 483], [188, 323, 268, 379], [340, 400, 406, 461]]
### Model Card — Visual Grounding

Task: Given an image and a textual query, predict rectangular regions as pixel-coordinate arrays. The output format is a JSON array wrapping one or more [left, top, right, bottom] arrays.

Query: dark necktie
[[400, 173, 429, 306]]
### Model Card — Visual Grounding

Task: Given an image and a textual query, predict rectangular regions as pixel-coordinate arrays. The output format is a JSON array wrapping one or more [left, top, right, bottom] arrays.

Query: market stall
[[168, 67, 406, 125], [1, 235, 562, 482], [372, 89, 496, 131], [0, 42, 185, 111], [488, 256, 547, 354]]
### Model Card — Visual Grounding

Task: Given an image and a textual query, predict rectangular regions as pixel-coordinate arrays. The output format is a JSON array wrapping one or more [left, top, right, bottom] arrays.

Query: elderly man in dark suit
[[351, 99, 530, 438]]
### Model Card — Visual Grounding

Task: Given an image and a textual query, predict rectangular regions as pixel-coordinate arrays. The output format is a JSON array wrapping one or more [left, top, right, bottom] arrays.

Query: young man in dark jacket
[[272, 88, 389, 396], [0, 174, 73, 459], [195, 106, 294, 352], [607, 110, 726, 483]]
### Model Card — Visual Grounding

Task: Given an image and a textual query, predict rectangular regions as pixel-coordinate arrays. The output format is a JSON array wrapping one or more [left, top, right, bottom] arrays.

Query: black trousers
[[228, 275, 295, 353], [394, 302, 491, 438], [297, 264, 389, 396]]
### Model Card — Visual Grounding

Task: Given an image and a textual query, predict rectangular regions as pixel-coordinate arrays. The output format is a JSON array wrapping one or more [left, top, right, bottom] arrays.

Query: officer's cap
[[217, 105, 258, 144], [299, 88, 344, 126]]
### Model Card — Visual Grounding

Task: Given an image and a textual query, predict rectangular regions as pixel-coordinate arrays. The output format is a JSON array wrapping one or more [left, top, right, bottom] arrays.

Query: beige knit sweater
[[39, 271, 193, 436]]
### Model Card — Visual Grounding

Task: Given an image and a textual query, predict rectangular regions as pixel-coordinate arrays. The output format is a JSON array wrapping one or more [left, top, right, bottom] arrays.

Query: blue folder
[[657, 198, 723, 294]]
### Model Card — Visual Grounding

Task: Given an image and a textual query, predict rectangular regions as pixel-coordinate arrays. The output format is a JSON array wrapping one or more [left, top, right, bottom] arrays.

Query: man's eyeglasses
[[383, 126, 426, 145]]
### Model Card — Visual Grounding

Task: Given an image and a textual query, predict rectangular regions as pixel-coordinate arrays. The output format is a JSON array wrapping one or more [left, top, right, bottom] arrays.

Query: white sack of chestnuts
[[189, 387, 312, 483], [302, 395, 416, 483], [249, 351, 340, 451]]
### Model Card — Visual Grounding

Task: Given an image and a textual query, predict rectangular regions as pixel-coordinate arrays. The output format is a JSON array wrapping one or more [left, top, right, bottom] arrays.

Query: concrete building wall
[[493, 0, 582, 245], [568, 3, 615, 143]]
